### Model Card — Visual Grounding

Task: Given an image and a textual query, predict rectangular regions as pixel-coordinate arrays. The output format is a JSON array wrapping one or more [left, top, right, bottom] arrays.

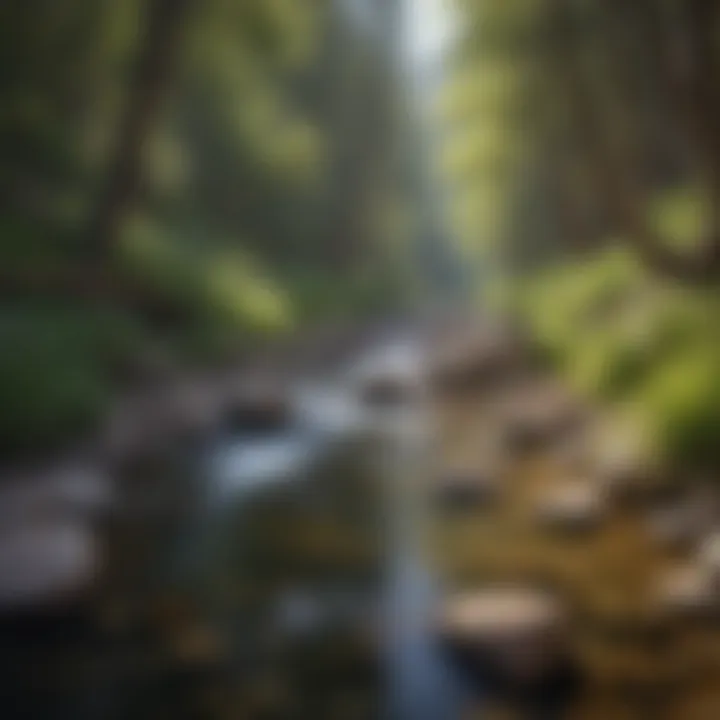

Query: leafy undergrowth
[[517, 245, 720, 474]]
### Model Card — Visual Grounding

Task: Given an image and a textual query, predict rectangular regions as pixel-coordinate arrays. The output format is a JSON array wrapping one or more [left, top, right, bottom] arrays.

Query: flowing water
[[82, 331, 464, 719]]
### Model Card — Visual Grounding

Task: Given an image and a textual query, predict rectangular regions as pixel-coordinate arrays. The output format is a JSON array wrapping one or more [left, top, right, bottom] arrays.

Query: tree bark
[[545, 0, 720, 284], [86, 0, 193, 265]]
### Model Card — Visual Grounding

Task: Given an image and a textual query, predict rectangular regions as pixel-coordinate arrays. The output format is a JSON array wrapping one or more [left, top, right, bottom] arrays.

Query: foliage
[[521, 242, 720, 470], [0, 0, 410, 457]]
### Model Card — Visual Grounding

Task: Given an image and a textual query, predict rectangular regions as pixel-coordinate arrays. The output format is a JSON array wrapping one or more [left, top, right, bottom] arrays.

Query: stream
[[109, 330, 468, 719], [175, 333, 467, 719]]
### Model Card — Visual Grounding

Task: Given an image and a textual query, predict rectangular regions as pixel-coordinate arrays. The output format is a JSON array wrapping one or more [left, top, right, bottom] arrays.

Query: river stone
[[592, 450, 670, 507], [552, 436, 593, 476], [439, 587, 572, 691], [435, 468, 501, 510], [165, 377, 224, 441], [646, 492, 716, 552], [429, 331, 521, 392], [647, 508, 702, 552], [222, 377, 292, 435], [698, 532, 720, 589], [534, 483, 605, 533], [272, 588, 326, 638], [499, 384, 583, 455], [655, 564, 717, 616], [0, 464, 114, 530], [0, 520, 97, 611], [358, 373, 421, 408]]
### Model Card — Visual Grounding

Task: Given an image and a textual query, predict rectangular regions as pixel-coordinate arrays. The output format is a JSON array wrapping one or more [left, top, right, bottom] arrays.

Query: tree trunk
[[86, 0, 193, 265], [544, 0, 720, 284]]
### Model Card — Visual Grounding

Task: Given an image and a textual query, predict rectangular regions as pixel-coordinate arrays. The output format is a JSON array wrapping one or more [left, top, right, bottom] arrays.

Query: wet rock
[[439, 587, 579, 704], [221, 377, 292, 435], [358, 373, 421, 408], [534, 483, 605, 533], [347, 340, 424, 410]]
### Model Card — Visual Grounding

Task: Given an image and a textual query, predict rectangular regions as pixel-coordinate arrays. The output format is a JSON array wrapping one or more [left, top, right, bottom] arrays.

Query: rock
[[499, 383, 584, 455], [591, 444, 671, 508], [646, 492, 716, 552], [359, 375, 419, 408], [169, 624, 225, 667], [103, 392, 179, 466], [348, 340, 424, 409], [0, 520, 98, 612], [647, 508, 701, 552], [428, 323, 525, 393], [441, 587, 565, 642], [588, 423, 671, 507], [0, 463, 114, 528], [439, 587, 576, 695], [435, 468, 501, 510], [552, 437, 593, 476], [655, 564, 717, 617], [272, 588, 326, 638], [698, 532, 720, 589], [221, 376, 292, 435], [534, 483, 605, 533], [165, 377, 225, 441]]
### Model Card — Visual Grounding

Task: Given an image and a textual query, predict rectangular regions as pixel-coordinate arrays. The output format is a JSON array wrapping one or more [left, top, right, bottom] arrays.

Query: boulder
[[534, 483, 605, 533], [439, 587, 579, 704], [654, 564, 717, 617]]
